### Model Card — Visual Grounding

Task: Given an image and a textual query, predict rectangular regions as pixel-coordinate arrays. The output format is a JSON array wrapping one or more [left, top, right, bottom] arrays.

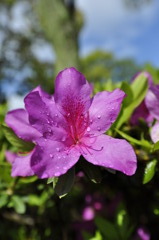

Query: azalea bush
[[1, 67, 159, 240]]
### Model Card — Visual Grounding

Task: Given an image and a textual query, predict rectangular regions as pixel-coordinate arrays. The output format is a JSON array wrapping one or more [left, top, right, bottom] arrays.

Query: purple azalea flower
[[5, 67, 137, 178]]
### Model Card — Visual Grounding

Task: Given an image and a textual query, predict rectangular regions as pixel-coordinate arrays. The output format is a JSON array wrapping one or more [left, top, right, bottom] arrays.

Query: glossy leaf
[[81, 160, 102, 183], [143, 159, 157, 184], [54, 167, 75, 198]]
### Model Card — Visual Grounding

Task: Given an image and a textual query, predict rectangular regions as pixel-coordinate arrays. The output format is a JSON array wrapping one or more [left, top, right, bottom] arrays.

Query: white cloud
[[76, 0, 159, 60]]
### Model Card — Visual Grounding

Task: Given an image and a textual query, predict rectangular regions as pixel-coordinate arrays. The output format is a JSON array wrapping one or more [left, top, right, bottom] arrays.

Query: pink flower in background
[[131, 72, 154, 125], [131, 72, 159, 143], [5, 67, 137, 178], [137, 227, 150, 240]]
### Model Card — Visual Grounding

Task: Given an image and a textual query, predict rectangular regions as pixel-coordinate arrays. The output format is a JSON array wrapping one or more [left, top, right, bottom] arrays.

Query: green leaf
[[115, 129, 152, 150], [54, 167, 75, 198], [90, 231, 103, 240], [47, 177, 55, 184], [120, 81, 133, 107], [0, 194, 8, 208], [95, 217, 118, 240], [2, 124, 34, 152], [81, 160, 102, 183], [152, 141, 159, 152], [143, 159, 157, 184], [115, 74, 148, 129], [12, 195, 26, 214]]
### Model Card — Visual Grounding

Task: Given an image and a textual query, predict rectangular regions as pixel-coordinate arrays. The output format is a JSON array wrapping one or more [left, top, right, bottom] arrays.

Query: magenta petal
[[31, 139, 80, 178], [131, 101, 154, 125], [5, 109, 41, 141], [11, 151, 35, 177], [5, 151, 17, 164], [31, 85, 51, 99], [54, 67, 92, 116], [145, 85, 159, 120], [24, 91, 69, 141], [150, 122, 159, 143], [82, 135, 137, 175], [88, 89, 125, 135]]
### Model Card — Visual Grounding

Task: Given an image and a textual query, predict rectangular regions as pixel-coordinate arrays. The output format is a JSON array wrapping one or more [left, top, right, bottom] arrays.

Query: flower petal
[[31, 85, 51, 99], [31, 139, 80, 178], [131, 101, 154, 125], [24, 91, 69, 142], [145, 85, 159, 120], [54, 67, 92, 116], [5, 109, 41, 141], [150, 121, 159, 143], [5, 151, 17, 164], [82, 134, 137, 176], [11, 151, 35, 177], [87, 89, 125, 135]]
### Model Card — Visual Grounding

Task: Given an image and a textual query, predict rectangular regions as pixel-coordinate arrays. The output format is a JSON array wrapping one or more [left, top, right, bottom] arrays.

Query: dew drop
[[87, 127, 91, 132], [67, 113, 70, 117], [47, 120, 50, 124], [97, 115, 101, 119], [55, 172, 60, 177], [90, 119, 93, 124], [50, 154, 54, 158], [55, 114, 58, 117], [62, 136, 66, 142], [56, 147, 60, 152], [58, 156, 61, 159]]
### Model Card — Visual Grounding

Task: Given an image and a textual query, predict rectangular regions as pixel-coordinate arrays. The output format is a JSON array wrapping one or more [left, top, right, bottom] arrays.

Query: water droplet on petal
[[97, 127, 101, 131], [67, 113, 70, 117], [58, 156, 61, 159], [55, 114, 58, 117], [97, 115, 101, 119], [62, 136, 66, 142], [56, 147, 60, 152], [50, 154, 54, 158], [87, 127, 91, 132], [55, 172, 60, 177]]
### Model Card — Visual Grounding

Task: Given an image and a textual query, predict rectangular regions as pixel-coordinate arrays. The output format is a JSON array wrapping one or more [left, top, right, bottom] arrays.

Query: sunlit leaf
[[143, 159, 157, 184]]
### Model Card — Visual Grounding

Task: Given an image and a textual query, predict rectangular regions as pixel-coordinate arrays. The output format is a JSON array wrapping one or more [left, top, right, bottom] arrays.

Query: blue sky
[[76, 0, 159, 67]]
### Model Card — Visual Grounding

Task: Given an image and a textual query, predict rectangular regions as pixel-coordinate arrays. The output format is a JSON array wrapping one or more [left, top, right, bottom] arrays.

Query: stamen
[[81, 142, 103, 155]]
